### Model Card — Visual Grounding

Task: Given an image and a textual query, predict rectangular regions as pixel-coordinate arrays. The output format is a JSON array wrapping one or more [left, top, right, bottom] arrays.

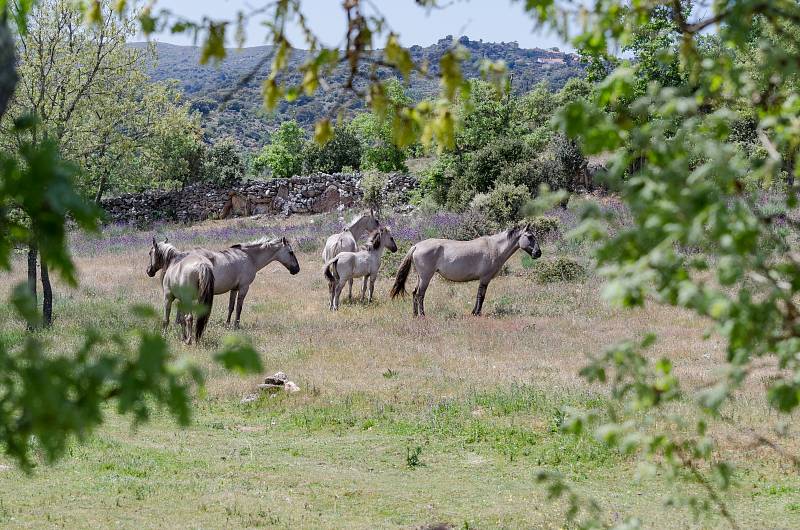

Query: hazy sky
[[149, 0, 572, 50]]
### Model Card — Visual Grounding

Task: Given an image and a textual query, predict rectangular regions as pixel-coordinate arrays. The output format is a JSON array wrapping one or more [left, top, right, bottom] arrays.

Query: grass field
[[1, 208, 799, 529]]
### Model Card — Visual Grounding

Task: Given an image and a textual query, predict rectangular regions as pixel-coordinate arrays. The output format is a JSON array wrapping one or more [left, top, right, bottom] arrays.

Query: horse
[[322, 209, 380, 302], [324, 227, 398, 310], [147, 236, 300, 342], [389, 224, 542, 317]]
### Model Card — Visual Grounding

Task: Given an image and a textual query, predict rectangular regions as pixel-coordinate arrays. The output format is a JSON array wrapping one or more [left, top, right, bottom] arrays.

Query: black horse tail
[[323, 257, 340, 284], [195, 264, 215, 342], [390, 246, 415, 299]]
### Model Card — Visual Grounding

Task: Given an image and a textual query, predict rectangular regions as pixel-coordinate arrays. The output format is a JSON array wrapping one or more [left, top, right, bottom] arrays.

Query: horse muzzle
[[533, 248, 542, 259], [290, 265, 300, 275], [146, 267, 156, 277]]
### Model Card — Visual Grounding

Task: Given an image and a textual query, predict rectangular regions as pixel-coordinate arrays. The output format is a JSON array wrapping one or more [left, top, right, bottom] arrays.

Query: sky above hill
[[149, 0, 573, 50]]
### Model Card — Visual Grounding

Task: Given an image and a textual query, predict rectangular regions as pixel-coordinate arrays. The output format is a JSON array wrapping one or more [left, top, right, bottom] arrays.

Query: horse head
[[147, 237, 168, 277], [515, 223, 541, 259], [273, 236, 300, 275]]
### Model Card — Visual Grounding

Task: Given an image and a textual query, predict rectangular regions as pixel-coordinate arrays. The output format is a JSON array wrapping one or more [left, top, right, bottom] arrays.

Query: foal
[[322, 210, 380, 301], [324, 227, 398, 310]]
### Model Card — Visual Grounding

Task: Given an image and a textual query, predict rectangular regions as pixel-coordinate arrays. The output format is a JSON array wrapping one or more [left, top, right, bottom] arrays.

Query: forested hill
[[133, 36, 584, 150]]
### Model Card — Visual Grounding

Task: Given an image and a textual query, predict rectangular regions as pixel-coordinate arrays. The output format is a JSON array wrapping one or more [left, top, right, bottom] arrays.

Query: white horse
[[322, 210, 379, 302], [147, 236, 300, 341], [324, 227, 398, 310], [390, 224, 542, 317]]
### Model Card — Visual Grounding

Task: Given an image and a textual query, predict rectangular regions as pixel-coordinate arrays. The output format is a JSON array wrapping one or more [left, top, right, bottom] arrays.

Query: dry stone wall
[[101, 172, 417, 225]]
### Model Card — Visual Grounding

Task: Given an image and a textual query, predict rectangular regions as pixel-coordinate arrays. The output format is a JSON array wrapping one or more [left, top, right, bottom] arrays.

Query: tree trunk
[[26, 243, 38, 331], [41, 259, 53, 328], [94, 173, 108, 205]]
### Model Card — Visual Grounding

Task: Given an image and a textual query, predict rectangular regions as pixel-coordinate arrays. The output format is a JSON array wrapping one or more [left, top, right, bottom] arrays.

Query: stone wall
[[100, 172, 418, 225]]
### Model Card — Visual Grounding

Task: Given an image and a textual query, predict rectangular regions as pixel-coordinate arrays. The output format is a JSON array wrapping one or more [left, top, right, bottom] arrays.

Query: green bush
[[552, 133, 585, 191], [525, 256, 585, 283], [500, 158, 568, 194], [527, 215, 560, 239], [462, 136, 530, 194], [470, 183, 531, 227], [435, 208, 497, 240], [360, 172, 388, 212]]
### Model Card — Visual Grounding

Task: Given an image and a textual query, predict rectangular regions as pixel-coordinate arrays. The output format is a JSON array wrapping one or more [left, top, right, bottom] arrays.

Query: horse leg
[[333, 280, 346, 311], [472, 282, 489, 316], [348, 278, 354, 302], [416, 273, 433, 317], [368, 274, 376, 303], [226, 290, 237, 327], [184, 313, 194, 345], [162, 294, 174, 332], [361, 276, 368, 302], [234, 286, 249, 329]]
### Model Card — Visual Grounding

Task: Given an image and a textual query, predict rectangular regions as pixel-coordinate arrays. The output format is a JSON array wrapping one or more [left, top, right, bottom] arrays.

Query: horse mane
[[156, 242, 179, 263], [506, 224, 525, 240], [365, 229, 382, 250], [346, 212, 368, 230], [232, 236, 273, 249]]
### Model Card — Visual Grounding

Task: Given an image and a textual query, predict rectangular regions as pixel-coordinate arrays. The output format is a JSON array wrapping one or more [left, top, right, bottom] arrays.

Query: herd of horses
[[146, 210, 542, 344]]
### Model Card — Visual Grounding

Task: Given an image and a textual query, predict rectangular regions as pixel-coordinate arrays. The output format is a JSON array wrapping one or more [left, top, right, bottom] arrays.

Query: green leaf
[[214, 336, 263, 374]]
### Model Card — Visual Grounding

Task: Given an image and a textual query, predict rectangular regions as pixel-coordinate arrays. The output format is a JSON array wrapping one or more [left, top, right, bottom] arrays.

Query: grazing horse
[[147, 236, 300, 341], [390, 224, 542, 317], [322, 210, 379, 301], [324, 227, 398, 310]]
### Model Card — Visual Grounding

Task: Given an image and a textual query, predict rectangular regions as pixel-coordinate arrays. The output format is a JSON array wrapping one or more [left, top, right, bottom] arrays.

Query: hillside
[[135, 36, 585, 151]]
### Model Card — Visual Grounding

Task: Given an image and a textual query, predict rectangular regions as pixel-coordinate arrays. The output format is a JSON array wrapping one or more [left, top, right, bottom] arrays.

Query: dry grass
[[0, 214, 798, 528]]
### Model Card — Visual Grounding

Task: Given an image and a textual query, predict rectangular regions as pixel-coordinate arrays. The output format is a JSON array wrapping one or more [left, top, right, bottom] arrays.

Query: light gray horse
[[322, 210, 379, 301], [147, 236, 300, 341], [324, 227, 398, 310], [390, 224, 542, 317]]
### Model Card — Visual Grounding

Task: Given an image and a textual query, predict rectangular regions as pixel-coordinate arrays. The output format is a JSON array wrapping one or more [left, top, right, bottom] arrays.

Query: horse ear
[[370, 208, 375, 218], [282, 236, 287, 245], [153, 237, 157, 247], [164, 237, 169, 243]]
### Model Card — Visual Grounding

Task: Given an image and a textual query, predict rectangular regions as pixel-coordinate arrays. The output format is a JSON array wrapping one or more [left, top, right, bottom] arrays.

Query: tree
[[0, 0, 261, 471], [202, 137, 245, 185], [349, 78, 411, 172], [302, 126, 362, 174], [252, 120, 306, 178]]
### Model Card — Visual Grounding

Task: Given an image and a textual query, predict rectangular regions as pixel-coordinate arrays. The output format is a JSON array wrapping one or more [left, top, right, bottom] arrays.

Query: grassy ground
[[1, 209, 799, 529]]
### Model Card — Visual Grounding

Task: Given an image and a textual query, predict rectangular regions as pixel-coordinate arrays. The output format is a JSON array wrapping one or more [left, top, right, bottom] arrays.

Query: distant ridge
[[134, 35, 584, 150]]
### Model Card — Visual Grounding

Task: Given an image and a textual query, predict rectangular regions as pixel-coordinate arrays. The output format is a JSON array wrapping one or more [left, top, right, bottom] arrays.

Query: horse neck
[[243, 244, 279, 270], [348, 216, 371, 238], [490, 231, 520, 267], [161, 245, 184, 267], [367, 244, 386, 263]]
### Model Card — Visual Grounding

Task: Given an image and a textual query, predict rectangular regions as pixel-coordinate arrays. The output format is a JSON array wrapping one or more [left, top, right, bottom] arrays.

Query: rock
[[284, 381, 300, 393], [264, 372, 288, 385]]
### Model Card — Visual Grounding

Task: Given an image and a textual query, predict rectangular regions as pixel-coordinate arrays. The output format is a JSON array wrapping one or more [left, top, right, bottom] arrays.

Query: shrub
[[552, 133, 585, 191], [527, 215, 560, 239], [462, 136, 530, 194], [525, 256, 585, 283], [360, 172, 388, 213], [470, 183, 531, 227], [500, 158, 568, 194], [434, 208, 497, 240]]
